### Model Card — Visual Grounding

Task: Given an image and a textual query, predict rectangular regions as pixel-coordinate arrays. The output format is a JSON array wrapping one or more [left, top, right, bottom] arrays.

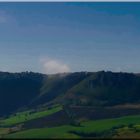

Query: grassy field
[[4, 115, 140, 138], [110, 124, 140, 138], [0, 128, 9, 135], [0, 105, 62, 126]]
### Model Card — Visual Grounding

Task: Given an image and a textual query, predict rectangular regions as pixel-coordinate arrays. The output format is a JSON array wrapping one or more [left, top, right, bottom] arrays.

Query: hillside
[[1, 71, 140, 138], [0, 71, 46, 116], [0, 71, 140, 116], [3, 114, 140, 139], [62, 71, 140, 106]]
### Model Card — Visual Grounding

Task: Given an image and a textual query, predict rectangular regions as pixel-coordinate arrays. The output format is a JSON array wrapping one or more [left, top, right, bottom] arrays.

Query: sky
[[0, 2, 140, 74]]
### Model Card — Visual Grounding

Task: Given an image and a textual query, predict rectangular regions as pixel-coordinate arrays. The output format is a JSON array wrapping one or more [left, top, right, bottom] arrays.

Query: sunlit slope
[[32, 72, 91, 105], [5, 115, 140, 138], [31, 71, 140, 107], [0, 105, 62, 126]]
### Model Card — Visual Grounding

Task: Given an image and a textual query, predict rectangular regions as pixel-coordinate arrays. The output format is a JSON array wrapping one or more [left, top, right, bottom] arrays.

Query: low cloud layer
[[40, 58, 70, 74]]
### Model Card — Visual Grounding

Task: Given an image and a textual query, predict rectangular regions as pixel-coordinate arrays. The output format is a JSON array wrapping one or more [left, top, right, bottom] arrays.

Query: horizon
[[0, 69, 139, 75], [0, 2, 140, 74]]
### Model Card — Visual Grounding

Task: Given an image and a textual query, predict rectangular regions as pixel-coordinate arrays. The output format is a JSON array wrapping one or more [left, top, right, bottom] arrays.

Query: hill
[[62, 71, 140, 106], [0, 71, 46, 116], [1, 71, 140, 116]]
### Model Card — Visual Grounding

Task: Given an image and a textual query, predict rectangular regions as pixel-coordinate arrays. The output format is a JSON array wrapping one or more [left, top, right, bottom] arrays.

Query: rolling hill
[[1, 70, 140, 138], [0, 71, 140, 116]]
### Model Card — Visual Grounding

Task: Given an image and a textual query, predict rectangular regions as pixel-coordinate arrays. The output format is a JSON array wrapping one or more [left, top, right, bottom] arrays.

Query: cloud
[[40, 58, 70, 74]]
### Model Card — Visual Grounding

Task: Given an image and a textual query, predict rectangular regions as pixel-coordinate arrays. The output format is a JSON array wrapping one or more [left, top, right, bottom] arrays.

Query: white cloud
[[40, 57, 70, 74]]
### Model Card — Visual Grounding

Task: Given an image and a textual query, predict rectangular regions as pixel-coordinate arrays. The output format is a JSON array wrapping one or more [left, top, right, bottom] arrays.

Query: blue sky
[[0, 2, 140, 74]]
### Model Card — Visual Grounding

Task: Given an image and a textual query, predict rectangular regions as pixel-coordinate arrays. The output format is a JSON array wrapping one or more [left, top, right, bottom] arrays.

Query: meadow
[[0, 105, 62, 127], [4, 114, 140, 138]]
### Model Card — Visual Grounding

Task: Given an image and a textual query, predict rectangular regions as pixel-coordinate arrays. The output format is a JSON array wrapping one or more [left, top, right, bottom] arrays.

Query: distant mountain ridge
[[0, 71, 140, 116]]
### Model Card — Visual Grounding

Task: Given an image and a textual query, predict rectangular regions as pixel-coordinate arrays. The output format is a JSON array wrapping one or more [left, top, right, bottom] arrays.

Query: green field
[[112, 125, 140, 138], [1, 103, 140, 138], [0, 105, 62, 126], [4, 115, 140, 138], [0, 128, 9, 135]]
